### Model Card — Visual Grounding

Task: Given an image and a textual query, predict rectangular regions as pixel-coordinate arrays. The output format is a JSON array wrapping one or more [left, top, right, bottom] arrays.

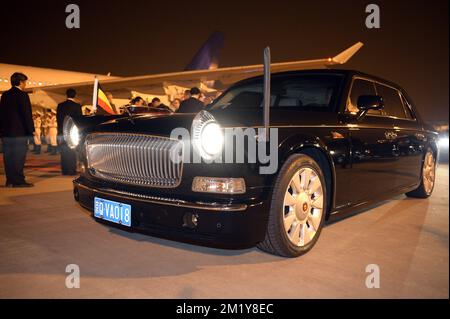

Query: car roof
[[234, 69, 404, 92]]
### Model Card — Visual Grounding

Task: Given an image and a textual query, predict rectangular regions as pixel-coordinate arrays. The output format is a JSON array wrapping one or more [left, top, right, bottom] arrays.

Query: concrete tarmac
[[0, 152, 448, 298]]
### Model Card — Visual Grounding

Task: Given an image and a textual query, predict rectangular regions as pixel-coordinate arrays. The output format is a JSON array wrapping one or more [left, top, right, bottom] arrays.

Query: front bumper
[[73, 177, 269, 248]]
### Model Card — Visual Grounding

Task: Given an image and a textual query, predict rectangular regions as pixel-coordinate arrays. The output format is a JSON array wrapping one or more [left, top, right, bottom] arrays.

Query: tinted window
[[399, 93, 415, 120], [376, 84, 407, 118], [346, 79, 380, 115], [210, 74, 343, 111]]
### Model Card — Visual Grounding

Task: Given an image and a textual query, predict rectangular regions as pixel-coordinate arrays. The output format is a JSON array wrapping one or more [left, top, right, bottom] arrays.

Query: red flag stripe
[[98, 98, 115, 114]]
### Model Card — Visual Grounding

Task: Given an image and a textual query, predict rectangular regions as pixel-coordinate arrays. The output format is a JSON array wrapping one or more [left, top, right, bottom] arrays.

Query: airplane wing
[[16, 42, 363, 104]]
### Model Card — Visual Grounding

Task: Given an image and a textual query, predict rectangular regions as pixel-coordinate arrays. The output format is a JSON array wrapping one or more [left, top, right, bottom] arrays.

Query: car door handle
[[385, 131, 397, 140]]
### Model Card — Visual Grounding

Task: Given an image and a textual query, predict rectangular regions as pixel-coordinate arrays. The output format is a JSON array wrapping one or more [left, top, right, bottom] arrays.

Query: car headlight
[[192, 110, 224, 160], [438, 136, 449, 149], [63, 116, 80, 149]]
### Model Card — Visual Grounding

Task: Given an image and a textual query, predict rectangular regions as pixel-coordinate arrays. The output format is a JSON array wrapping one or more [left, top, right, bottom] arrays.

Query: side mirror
[[356, 95, 384, 120]]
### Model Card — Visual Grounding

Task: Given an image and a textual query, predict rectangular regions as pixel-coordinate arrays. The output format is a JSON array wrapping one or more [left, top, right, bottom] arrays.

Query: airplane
[[1, 39, 363, 114], [0, 31, 225, 110], [0, 64, 117, 92]]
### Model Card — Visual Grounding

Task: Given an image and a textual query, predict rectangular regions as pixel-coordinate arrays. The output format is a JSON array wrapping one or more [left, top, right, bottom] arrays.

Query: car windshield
[[209, 74, 343, 111]]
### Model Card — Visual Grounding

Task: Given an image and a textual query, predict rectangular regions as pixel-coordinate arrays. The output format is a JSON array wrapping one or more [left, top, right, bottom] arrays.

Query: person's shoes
[[50, 150, 58, 155], [16, 182, 34, 188], [34, 145, 41, 154], [9, 182, 34, 188], [5, 183, 13, 188]]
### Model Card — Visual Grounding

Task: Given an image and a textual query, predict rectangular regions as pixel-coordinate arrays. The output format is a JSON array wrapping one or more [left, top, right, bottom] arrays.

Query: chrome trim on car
[[74, 180, 248, 212], [85, 132, 183, 188]]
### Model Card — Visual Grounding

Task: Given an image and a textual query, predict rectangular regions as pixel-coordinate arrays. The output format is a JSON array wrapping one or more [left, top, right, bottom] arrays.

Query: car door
[[342, 77, 400, 206], [375, 83, 424, 188]]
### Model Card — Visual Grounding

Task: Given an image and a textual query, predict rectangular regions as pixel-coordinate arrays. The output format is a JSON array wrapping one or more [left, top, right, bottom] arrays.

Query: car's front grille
[[85, 133, 183, 188]]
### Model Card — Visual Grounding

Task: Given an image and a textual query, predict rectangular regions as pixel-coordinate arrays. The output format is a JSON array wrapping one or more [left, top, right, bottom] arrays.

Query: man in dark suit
[[0, 72, 35, 187], [177, 87, 205, 113], [151, 97, 172, 112], [56, 88, 82, 175]]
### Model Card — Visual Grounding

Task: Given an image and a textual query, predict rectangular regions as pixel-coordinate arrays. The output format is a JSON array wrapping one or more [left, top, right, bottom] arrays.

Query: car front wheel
[[257, 154, 327, 257]]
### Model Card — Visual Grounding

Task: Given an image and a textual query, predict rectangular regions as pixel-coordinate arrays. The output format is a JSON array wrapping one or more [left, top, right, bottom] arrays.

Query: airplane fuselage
[[0, 63, 117, 91]]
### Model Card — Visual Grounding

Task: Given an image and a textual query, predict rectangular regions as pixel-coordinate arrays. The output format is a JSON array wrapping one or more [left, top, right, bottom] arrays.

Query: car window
[[274, 76, 340, 109], [376, 84, 407, 119], [209, 74, 343, 111], [346, 79, 380, 115], [399, 93, 415, 120]]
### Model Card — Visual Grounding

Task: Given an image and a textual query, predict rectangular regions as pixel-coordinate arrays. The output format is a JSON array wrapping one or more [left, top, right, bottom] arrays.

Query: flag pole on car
[[263, 47, 271, 141], [92, 76, 98, 114]]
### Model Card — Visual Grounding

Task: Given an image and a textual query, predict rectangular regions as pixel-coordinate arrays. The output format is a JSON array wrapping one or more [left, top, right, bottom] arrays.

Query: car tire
[[406, 149, 437, 198], [257, 154, 327, 257]]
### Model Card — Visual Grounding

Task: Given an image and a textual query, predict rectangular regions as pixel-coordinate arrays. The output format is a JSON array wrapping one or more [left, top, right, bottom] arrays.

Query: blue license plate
[[94, 197, 132, 227]]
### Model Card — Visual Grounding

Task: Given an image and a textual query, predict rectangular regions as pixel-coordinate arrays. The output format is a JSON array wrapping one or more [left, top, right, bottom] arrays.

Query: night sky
[[1, 0, 448, 122]]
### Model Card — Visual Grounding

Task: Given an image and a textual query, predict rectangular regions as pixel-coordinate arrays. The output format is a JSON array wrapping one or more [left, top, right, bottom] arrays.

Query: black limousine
[[67, 69, 438, 257]]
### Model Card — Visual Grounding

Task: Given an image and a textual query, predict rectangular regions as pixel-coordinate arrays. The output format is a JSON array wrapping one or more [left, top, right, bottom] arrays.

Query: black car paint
[[72, 69, 438, 248]]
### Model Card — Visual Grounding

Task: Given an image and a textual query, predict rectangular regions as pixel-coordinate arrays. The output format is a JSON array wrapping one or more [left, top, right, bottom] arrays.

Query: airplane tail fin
[[184, 31, 225, 71]]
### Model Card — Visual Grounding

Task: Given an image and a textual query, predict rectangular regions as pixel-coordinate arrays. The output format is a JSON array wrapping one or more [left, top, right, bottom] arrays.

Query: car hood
[[76, 113, 196, 136]]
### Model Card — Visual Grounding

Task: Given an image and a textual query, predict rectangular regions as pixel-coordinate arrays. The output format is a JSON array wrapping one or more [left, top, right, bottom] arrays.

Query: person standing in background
[[202, 96, 213, 106], [130, 96, 145, 106], [182, 89, 191, 101], [32, 111, 43, 154], [151, 97, 171, 112], [177, 87, 204, 113], [170, 98, 181, 112], [105, 92, 118, 114], [43, 110, 51, 152], [56, 88, 82, 175], [150, 97, 162, 108], [83, 106, 92, 116], [48, 110, 58, 155], [0, 72, 35, 187]]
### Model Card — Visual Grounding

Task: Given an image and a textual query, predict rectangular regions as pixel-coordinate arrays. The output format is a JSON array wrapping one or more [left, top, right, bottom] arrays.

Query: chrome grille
[[85, 133, 183, 188]]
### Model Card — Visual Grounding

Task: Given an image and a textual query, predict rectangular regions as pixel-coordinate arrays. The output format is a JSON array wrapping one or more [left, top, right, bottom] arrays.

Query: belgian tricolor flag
[[92, 78, 116, 115]]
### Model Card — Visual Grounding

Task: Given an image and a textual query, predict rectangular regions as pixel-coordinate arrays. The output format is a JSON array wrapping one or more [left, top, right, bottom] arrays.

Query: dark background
[[0, 0, 448, 122]]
